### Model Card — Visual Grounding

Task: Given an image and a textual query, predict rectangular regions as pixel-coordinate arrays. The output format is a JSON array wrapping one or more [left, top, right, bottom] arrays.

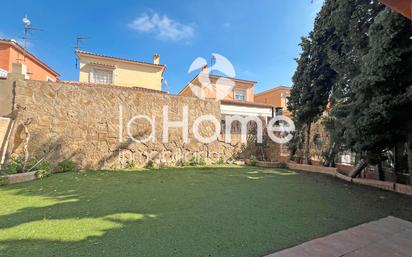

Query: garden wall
[[4, 74, 271, 169]]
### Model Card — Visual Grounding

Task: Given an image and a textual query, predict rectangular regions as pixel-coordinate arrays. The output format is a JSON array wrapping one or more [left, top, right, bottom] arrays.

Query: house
[[75, 50, 166, 90], [178, 66, 274, 121], [380, 0, 411, 19], [179, 66, 256, 102], [254, 86, 291, 117], [0, 39, 59, 81]]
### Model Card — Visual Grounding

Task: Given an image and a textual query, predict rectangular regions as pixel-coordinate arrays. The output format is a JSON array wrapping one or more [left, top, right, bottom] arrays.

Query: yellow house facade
[[75, 50, 165, 90]]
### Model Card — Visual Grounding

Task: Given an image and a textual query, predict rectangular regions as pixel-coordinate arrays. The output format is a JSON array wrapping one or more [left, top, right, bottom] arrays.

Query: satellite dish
[[22, 15, 31, 27]]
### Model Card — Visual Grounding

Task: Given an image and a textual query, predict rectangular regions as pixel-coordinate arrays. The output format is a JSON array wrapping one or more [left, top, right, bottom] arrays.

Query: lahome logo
[[119, 54, 295, 145], [118, 106, 295, 145], [188, 53, 236, 101]]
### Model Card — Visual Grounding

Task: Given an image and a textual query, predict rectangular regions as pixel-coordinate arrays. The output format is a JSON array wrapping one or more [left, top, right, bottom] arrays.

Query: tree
[[288, 0, 337, 164], [320, 0, 383, 166], [346, 8, 412, 181]]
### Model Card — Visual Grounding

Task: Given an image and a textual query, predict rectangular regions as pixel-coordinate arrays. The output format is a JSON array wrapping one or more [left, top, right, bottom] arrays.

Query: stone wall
[[6, 77, 265, 169], [0, 77, 13, 116]]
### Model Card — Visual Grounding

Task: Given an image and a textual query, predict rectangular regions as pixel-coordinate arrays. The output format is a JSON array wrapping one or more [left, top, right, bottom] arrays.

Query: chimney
[[201, 65, 208, 73], [11, 63, 27, 78], [153, 54, 160, 65]]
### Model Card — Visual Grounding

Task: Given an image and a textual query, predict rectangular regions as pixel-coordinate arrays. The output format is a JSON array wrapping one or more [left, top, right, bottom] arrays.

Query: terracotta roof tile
[[75, 50, 166, 68]]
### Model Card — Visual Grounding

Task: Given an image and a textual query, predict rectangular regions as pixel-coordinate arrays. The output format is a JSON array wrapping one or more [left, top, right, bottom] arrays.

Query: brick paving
[[265, 216, 412, 257]]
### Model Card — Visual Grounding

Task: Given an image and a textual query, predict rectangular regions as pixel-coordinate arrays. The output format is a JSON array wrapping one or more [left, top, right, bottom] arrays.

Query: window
[[275, 107, 283, 116], [234, 89, 247, 101], [91, 68, 113, 84]]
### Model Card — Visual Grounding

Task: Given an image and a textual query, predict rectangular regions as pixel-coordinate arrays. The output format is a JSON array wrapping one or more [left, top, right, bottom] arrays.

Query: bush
[[145, 160, 158, 169], [35, 169, 51, 179], [217, 156, 225, 165], [0, 176, 9, 186], [7, 156, 23, 174], [124, 160, 137, 169], [177, 159, 190, 167], [198, 157, 206, 166], [189, 156, 206, 166], [34, 161, 54, 179], [250, 155, 257, 166], [56, 159, 78, 173], [36, 161, 53, 173]]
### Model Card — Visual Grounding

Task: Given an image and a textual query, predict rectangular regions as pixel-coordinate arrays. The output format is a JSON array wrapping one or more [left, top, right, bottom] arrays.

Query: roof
[[178, 73, 257, 95], [220, 99, 274, 108], [380, 0, 411, 20], [75, 50, 166, 69], [58, 80, 167, 94], [0, 38, 60, 77], [254, 85, 291, 96], [208, 74, 257, 84]]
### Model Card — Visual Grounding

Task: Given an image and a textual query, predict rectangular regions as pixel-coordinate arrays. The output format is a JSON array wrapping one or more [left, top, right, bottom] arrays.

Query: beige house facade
[[76, 50, 165, 90], [254, 86, 291, 117]]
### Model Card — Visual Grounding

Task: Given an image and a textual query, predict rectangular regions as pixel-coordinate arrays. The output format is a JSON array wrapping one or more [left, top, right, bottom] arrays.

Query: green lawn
[[0, 166, 412, 257]]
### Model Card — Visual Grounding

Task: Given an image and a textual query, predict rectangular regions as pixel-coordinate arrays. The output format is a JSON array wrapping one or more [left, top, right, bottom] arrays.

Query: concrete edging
[[1, 171, 37, 185], [287, 163, 337, 175], [252, 160, 412, 197]]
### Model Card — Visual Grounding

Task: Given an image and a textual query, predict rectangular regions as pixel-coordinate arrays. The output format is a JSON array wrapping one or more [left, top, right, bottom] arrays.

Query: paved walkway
[[266, 216, 412, 257]]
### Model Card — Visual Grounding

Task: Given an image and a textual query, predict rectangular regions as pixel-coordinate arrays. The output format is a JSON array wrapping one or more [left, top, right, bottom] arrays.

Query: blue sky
[[0, 0, 322, 94]]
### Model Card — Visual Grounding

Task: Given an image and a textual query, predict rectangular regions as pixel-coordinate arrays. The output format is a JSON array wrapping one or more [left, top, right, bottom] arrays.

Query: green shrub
[[0, 176, 9, 186], [217, 157, 225, 165], [56, 159, 78, 173], [124, 160, 137, 169], [34, 161, 53, 179], [198, 157, 206, 166], [7, 156, 23, 174], [250, 155, 257, 166], [145, 160, 158, 169], [177, 159, 190, 167], [35, 169, 51, 179], [189, 157, 198, 166], [188, 156, 207, 166], [36, 161, 53, 173]]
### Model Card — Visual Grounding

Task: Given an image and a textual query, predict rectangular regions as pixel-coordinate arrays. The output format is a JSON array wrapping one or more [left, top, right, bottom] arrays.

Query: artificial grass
[[0, 166, 411, 257]]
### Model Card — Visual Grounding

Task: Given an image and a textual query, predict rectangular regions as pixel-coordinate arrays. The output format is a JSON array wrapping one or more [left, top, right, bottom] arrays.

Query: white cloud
[[129, 12, 194, 41]]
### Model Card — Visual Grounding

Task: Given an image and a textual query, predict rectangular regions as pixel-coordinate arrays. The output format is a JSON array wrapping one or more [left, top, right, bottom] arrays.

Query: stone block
[[394, 183, 412, 196], [352, 178, 395, 192]]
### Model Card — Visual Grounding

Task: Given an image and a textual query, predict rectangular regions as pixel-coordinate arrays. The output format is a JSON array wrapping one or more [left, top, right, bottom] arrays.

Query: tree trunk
[[304, 122, 311, 164], [348, 159, 367, 178], [377, 161, 385, 181], [394, 142, 405, 183], [407, 131, 412, 185]]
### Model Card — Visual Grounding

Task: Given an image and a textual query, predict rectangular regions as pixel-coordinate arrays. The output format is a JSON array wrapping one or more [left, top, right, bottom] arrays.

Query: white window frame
[[0, 68, 8, 78], [234, 89, 247, 101], [89, 66, 115, 84]]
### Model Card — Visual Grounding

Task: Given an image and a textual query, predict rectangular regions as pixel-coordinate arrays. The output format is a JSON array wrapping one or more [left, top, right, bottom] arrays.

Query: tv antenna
[[20, 15, 42, 61], [74, 35, 90, 69]]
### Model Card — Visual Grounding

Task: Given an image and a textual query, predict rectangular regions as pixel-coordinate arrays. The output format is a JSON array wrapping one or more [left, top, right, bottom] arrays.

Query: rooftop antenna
[[21, 15, 42, 61], [74, 35, 90, 69], [210, 55, 216, 74]]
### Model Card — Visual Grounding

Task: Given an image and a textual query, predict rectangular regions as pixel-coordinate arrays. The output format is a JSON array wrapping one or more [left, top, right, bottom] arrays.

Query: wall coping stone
[[4, 171, 36, 184]]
